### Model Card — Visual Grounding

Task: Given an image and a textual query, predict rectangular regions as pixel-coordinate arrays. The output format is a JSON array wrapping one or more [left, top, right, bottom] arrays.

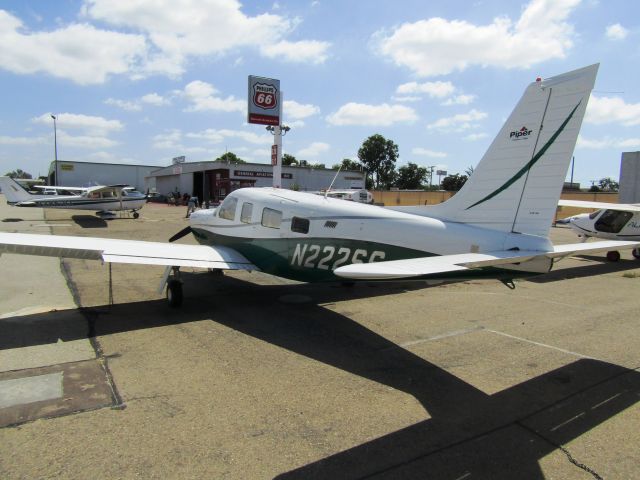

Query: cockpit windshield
[[594, 209, 632, 233]]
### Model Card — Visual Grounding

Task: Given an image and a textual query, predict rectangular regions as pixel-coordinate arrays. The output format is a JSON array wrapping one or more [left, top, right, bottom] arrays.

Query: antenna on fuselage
[[325, 165, 342, 199]]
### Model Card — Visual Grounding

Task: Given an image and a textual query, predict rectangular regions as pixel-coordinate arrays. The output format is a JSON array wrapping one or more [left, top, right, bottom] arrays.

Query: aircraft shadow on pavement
[[71, 215, 108, 228], [1, 274, 638, 478], [528, 256, 640, 283]]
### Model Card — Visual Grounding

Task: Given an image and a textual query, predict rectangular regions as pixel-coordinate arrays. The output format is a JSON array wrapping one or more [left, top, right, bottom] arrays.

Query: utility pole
[[51, 114, 58, 185]]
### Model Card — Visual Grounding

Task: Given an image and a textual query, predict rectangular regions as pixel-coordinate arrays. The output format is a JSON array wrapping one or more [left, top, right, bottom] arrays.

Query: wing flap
[[0, 232, 256, 271]]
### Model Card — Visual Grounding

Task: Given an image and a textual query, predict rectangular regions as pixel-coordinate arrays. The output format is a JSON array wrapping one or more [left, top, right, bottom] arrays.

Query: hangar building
[[619, 151, 640, 203], [145, 160, 365, 204], [48, 160, 161, 192]]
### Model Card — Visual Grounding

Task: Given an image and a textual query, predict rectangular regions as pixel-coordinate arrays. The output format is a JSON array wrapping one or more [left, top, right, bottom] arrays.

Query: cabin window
[[241, 202, 253, 224], [589, 209, 601, 220], [594, 209, 632, 233], [291, 216, 310, 234], [218, 196, 238, 221], [261, 208, 282, 229]]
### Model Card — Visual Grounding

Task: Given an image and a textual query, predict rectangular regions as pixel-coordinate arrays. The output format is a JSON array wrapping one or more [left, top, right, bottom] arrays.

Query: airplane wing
[[0, 232, 257, 270], [558, 199, 640, 212], [334, 240, 640, 280]]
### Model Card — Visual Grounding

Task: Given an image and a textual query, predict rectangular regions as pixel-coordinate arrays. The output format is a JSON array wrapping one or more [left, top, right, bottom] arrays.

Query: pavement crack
[[517, 421, 603, 480], [557, 444, 604, 480]]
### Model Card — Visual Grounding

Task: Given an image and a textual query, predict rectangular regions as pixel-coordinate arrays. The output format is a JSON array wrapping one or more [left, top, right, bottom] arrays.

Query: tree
[[5, 169, 32, 179], [216, 152, 246, 164], [332, 158, 362, 171], [598, 177, 619, 192], [357, 134, 399, 189], [395, 163, 428, 190], [282, 153, 298, 166], [441, 173, 468, 191], [311, 163, 326, 169]]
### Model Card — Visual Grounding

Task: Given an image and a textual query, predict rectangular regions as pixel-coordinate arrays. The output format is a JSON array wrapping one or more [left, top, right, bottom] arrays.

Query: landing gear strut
[[167, 279, 183, 307], [160, 266, 183, 307]]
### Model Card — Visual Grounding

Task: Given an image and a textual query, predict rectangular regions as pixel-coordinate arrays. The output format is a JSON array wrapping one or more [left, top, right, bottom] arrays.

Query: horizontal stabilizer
[[334, 240, 640, 280], [0, 232, 257, 271]]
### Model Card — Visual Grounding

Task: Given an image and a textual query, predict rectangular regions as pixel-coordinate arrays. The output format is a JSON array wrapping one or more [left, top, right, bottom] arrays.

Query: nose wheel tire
[[166, 280, 183, 307], [606, 250, 621, 262]]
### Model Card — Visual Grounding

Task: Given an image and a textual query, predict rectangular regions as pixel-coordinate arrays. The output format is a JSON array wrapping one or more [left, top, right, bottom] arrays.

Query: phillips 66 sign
[[248, 75, 280, 126]]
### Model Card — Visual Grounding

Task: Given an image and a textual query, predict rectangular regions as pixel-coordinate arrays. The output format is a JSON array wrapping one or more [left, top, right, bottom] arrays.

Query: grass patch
[[622, 272, 640, 279]]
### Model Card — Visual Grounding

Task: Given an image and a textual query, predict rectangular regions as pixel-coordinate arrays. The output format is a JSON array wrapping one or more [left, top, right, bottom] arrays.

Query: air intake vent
[[324, 220, 338, 229]]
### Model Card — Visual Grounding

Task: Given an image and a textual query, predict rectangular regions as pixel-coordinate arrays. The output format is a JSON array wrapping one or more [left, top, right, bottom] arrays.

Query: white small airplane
[[557, 199, 640, 261], [0, 177, 146, 218], [1, 64, 639, 307]]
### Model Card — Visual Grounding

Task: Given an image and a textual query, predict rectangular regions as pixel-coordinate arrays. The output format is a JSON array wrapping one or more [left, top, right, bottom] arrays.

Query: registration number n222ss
[[291, 244, 386, 270]]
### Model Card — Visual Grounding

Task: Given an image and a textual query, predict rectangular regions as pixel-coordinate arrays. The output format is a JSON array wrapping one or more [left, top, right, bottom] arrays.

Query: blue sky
[[1, 0, 639, 187]]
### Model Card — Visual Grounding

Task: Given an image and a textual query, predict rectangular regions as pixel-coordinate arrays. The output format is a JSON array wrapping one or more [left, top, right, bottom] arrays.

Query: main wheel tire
[[133, 211, 140, 219], [632, 248, 640, 260], [606, 250, 621, 262], [167, 280, 183, 307]]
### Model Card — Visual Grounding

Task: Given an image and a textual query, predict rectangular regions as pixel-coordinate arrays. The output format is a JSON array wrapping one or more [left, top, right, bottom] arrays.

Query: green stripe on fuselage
[[192, 228, 430, 282]]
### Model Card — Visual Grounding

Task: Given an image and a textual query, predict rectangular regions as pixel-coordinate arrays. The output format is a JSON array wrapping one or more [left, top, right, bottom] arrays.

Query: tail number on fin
[[291, 243, 385, 270]]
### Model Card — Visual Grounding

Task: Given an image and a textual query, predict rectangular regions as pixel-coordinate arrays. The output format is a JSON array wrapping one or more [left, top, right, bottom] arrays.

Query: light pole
[[51, 114, 58, 185]]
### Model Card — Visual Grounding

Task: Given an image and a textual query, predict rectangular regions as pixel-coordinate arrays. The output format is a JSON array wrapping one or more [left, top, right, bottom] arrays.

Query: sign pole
[[273, 92, 283, 188]]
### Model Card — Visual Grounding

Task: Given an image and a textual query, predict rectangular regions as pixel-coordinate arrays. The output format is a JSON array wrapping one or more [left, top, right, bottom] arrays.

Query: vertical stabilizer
[[429, 64, 598, 237], [0, 176, 34, 203]]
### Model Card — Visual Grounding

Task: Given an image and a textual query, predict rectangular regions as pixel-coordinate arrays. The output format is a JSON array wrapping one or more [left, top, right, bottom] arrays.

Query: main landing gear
[[605, 248, 640, 262], [160, 266, 183, 308], [132, 210, 140, 219]]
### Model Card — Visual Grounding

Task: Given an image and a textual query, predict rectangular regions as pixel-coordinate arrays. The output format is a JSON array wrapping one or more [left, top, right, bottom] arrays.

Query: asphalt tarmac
[[1, 196, 639, 479]]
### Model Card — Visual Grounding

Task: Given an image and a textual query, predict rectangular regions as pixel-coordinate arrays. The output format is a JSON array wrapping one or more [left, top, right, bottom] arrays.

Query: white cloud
[[463, 132, 489, 141], [186, 129, 272, 145], [181, 81, 245, 113], [32, 113, 123, 136], [427, 109, 487, 132], [0, 10, 146, 85], [260, 40, 330, 64], [442, 94, 476, 106], [0, 135, 46, 145], [84, 0, 330, 76], [411, 147, 447, 158], [152, 129, 209, 153], [577, 135, 640, 149], [297, 142, 330, 158], [376, 0, 579, 77], [605, 23, 628, 40], [327, 103, 418, 126], [141, 93, 170, 106], [284, 100, 320, 120], [585, 95, 640, 126], [392, 96, 422, 103], [105, 98, 142, 112], [57, 131, 119, 149], [396, 81, 455, 98]]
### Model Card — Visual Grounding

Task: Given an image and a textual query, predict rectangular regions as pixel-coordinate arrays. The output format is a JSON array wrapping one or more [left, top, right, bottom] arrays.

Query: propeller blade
[[169, 226, 192, 243]]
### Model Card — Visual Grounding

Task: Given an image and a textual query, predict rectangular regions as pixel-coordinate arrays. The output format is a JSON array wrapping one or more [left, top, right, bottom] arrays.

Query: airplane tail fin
[[428, 64, 598, 237], [0, 176, 35, 203]]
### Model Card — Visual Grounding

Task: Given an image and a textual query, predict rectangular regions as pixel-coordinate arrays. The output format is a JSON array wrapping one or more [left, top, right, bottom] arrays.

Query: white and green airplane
[[1, 63, 639, 306]]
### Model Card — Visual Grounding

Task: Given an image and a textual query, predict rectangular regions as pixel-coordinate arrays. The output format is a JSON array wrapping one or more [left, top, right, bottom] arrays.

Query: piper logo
[[510, 126, 532, 140]]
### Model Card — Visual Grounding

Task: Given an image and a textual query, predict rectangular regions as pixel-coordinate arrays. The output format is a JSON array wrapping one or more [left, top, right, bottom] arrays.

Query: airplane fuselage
[[567, 209, 640, 242], [188, 188, 554, 282]]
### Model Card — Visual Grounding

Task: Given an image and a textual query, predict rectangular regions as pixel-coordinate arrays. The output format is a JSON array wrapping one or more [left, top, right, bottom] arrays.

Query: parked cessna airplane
[[557, 199, 640, 261], [0, 176, 146, 218], [1, 64, 639, 307]]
